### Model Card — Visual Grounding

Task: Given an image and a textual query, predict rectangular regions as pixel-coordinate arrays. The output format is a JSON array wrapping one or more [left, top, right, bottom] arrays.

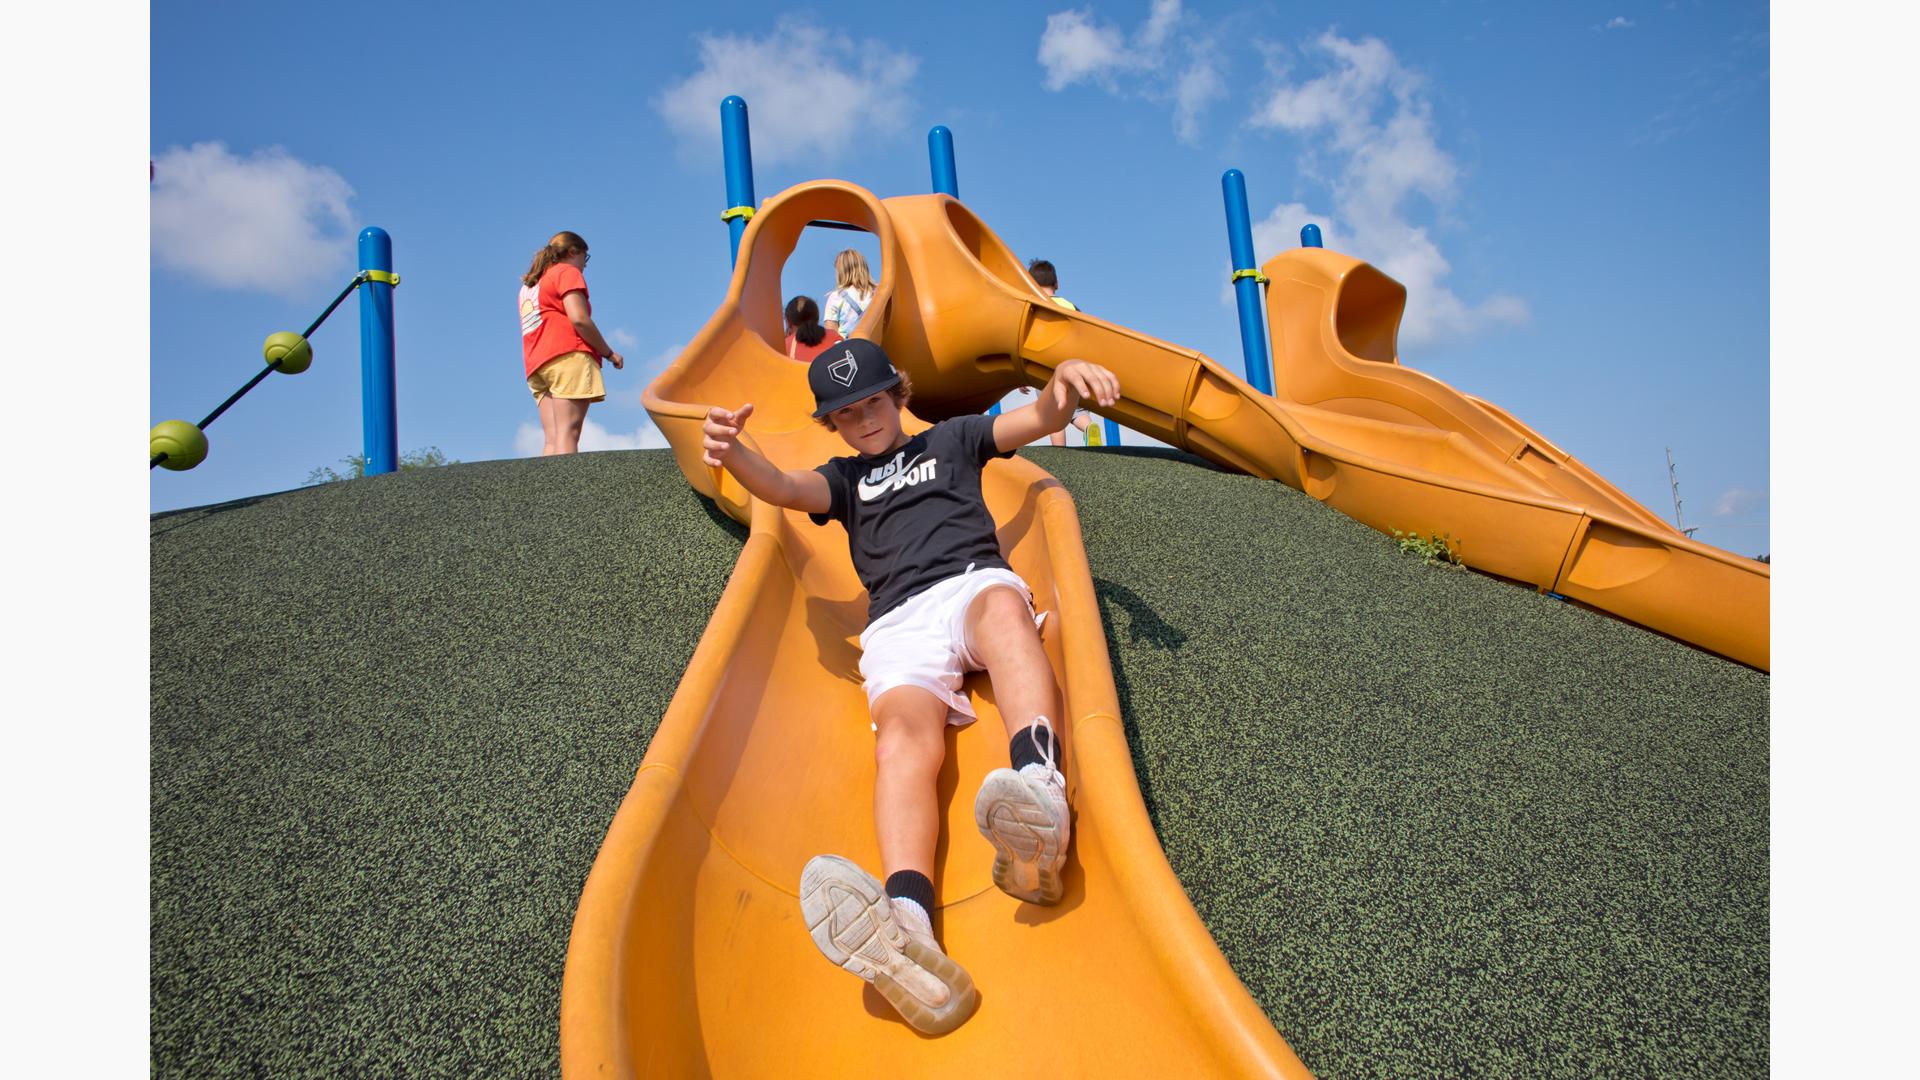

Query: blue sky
[[148, 0, 1771, 554]]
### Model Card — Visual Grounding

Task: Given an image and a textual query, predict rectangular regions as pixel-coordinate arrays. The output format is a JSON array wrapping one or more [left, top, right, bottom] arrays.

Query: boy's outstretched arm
[[702, 403, 832, 513], [993, 359, 1121, 452]]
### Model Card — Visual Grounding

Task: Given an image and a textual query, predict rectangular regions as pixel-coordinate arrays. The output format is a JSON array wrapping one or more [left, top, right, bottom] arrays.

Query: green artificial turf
[[151, 447, 1767, 1079], [150, 454, 746, 1078], [1039, 447, 1768, 1079]]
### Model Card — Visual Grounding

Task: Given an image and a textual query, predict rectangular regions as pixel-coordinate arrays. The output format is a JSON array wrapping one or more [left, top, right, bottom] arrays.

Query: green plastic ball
[[151, 420, 208, 471], [264, 331, 313, 374]]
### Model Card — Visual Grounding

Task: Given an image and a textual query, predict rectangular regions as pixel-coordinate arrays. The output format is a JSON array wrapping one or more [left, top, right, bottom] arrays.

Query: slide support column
[[357, 226, 398, 475], [722, 96, 757, 267], [1221, 169, 1274, 395]]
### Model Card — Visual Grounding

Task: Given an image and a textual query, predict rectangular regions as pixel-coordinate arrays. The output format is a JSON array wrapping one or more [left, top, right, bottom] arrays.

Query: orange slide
[[560, 180, 1766, 1076], [874, 190, 1767, 672]]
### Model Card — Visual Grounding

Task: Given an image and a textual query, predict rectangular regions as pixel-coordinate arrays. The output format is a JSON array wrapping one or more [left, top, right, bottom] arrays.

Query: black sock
[[1009, 723, 1061, 772], [885, 869, 935, 913]]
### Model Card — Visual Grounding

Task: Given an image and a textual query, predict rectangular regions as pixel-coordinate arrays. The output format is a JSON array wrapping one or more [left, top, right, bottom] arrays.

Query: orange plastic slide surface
[[560, 181, 1312, 1077]]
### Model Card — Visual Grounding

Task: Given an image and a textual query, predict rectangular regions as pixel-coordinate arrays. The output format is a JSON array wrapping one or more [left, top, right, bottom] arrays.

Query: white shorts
[[857, 565, 1047, 730]]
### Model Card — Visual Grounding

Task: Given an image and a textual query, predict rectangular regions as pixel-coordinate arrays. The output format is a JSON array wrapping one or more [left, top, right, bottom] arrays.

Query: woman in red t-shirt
[[783, 295, 842, 363], [518, 231, 625, 455]]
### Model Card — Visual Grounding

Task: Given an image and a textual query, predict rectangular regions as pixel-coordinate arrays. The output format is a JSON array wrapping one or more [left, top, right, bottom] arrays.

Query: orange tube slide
[[874, 192, 1767, 671]]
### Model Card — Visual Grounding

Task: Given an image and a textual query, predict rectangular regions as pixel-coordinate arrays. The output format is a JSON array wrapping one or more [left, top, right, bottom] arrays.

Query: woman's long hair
[[785, 295, 826, 346], [523, 231, 588, 287], [833, 249, 875, 297]]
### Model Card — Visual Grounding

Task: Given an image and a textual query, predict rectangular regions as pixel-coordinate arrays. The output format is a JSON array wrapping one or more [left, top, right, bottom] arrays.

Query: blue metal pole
[[1221, 169, 1274, 396], [1102, 416, 1121, 447], [933, 127, 989, 411], [1301, 223, 1323, 248], [357, 226, 398, 475], [929, 126, 958, 198], [721, 96, 756, 266]]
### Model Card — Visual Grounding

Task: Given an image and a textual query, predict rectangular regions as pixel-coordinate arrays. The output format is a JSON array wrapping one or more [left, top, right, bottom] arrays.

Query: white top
[[824, 287, 874, 333]]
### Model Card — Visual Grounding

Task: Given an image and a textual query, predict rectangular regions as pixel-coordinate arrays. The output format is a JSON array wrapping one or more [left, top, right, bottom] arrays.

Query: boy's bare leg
[[964, 587, 1062, 738], [966, 585, 1071, 904], [804, 682, 979, 1035], [871, 685, 950, 879]]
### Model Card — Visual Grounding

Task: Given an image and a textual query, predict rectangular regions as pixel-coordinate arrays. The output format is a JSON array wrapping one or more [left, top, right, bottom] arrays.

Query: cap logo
[[829, 350, 858, 387]]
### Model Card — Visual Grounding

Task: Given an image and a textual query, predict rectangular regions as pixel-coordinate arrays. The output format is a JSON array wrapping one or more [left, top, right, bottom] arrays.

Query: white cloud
[[151, 142, 357, 299], [642, 341, 685, 374], [1037, 2, 1224, 144], [1247, 31, 1527, 347], [1251, 201, 1343, 267], [1712, 487, 1767, 518], [612, 341, 688, 407], [1630, 27, 1766, 146], [513, 416, 672, 457], [1603, 17, 1636, 30], [580, 417, 672, 452], [608, 327, 639, 349], [1171, 44, 1225, 143], [654, 20, 917, 165], [1038, 10, 1130, 89], [1139, 0, 1181, 49]]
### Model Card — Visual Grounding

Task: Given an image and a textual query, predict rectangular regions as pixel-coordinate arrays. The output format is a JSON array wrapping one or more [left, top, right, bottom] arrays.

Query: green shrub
[[305, 446, 457, 485], [1392, 529, 1463, 567]]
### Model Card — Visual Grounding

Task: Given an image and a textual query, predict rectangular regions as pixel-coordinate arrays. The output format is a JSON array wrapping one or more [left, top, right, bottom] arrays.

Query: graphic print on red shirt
[[520, 262, 597, 376]]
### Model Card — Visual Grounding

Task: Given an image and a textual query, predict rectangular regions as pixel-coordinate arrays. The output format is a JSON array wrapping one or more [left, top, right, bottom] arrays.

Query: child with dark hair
[[783, 295, 843, 363], [700, 339, 1121, 1035], [1025, 259, 1078, 312]]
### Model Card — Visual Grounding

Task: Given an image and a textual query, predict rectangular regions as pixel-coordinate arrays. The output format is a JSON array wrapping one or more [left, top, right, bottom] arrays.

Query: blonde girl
[[822, 249, 877, 336]]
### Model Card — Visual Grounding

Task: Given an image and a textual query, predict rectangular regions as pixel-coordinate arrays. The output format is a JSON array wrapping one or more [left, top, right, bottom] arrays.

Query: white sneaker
[[974, 721, 1071, 905], [798, 854, 979, 1035]]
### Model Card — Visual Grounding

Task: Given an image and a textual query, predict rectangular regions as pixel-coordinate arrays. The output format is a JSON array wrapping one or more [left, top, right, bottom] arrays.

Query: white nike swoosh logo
[[857, 452, 927, 502]]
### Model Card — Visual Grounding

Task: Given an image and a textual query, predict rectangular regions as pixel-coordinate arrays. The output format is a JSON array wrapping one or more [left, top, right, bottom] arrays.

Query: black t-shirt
[[809, 414, 1015, 625]]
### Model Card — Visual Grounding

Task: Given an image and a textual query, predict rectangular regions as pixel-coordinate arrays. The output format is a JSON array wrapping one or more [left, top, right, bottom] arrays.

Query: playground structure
[[558, 102, 1770, 1076], [149, 227, 400, 475]]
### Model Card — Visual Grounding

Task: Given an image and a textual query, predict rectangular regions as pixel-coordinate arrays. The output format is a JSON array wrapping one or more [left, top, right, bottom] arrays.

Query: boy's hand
[[1045, 359, 1120, 416], [702, 403, 755, 467], [606, 350, 625, 370]]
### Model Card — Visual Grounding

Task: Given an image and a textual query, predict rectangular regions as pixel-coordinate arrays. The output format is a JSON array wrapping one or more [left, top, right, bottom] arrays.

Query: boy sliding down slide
[[701, 340, 1120, 1035]]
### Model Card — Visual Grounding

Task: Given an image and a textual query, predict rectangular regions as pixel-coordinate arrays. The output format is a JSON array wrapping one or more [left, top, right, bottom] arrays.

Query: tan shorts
[[527, 351, 605, 402]]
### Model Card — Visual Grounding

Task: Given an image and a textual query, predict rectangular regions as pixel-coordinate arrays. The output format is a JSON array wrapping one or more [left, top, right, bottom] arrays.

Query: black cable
[[152, 273, 371, 470]]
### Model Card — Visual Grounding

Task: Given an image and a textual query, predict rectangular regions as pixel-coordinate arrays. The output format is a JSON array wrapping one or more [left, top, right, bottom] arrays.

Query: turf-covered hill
[[151, 447, 1767, 1079]]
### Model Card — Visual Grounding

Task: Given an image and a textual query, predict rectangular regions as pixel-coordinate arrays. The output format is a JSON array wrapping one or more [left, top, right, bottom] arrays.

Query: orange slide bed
[[559, 180, 1766, 1076]]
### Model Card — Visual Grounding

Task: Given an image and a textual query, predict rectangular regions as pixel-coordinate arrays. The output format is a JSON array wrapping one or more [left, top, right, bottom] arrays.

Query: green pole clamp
[[362, 269, 401, 287], [1230, 268, 1269, 285], [721, 205, 755, 223]]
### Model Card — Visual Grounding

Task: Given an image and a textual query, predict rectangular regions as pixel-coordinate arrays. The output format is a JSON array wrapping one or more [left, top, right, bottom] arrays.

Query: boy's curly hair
[[817, 370, 914, 429]]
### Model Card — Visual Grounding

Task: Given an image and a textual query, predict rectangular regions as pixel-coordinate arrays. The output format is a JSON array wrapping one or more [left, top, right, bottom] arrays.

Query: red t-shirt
[[520, 263, 598, 376], [785, 326, 843, 364]]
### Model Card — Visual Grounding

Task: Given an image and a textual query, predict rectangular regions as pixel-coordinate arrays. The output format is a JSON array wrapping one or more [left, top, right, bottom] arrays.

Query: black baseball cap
[[809, 339, 903, 418]]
